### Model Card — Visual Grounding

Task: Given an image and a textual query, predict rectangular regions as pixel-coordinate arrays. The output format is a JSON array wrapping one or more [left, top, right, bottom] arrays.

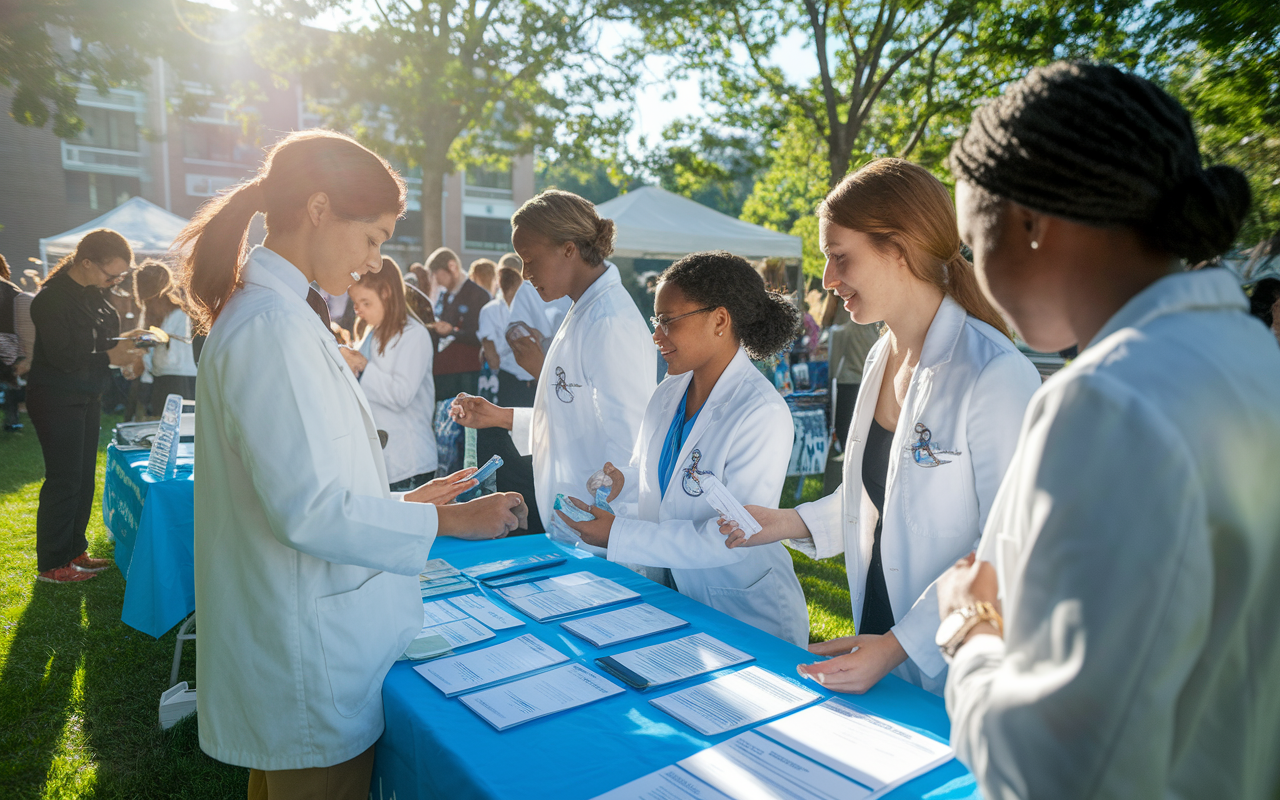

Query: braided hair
[[950, 61, 1250, 264], [659, 251, 801, 360]]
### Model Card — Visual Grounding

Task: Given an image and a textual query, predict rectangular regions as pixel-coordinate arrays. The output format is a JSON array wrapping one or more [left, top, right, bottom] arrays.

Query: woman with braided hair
[[935, 62, 1280, 799], [721, 158, 1041, 688]]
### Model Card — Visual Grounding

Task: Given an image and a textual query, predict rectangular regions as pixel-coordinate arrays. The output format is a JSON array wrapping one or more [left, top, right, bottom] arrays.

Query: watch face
[[935, 610, 967, 648]]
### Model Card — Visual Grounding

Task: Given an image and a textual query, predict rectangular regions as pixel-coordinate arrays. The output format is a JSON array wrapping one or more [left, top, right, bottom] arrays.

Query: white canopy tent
[[38, 197, 189, 274], [595, 185, 802, 261]]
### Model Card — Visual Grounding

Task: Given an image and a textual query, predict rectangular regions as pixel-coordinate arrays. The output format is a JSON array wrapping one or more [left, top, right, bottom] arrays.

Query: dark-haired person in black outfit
[[425, 246, 491, 397], [27, 229, 143, 584]]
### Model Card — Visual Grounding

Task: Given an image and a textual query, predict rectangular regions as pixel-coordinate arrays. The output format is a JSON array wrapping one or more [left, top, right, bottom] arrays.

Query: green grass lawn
[[0, 410, 853, 797]]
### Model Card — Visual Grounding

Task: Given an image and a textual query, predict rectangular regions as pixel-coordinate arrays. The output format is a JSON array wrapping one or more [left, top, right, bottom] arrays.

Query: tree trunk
[[419, 162, 447, 257]]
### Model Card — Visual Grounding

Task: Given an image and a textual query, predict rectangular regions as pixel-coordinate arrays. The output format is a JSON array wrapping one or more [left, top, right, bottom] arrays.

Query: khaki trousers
[[246, 745, 375, 800]]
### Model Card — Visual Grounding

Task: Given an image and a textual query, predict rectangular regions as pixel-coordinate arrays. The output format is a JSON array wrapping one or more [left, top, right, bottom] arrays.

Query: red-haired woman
[[343, 256, 438, 492], [724, 158, 1041, 696], [177, 130, 526, 798]]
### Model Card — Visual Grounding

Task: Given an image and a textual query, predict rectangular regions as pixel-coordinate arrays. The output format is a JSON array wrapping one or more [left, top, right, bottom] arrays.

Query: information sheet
[[420, 575, 472, 598], [495, 572, 639, 621], [678, 732, 871, 800], [591, 766, 734, 800], [650, 667, 821, 736], [463, 553, 566, 580], [459, 664, 625, 731], [421, 618, 494, 650], [561, 604, 689, 648], [757, 699, 953, 797], [447, 594, 526, 630], [422, 598, 470, 627], [414, 634, 568, 697], [596, 633, 752, 690], [420, 559, 461, 580]]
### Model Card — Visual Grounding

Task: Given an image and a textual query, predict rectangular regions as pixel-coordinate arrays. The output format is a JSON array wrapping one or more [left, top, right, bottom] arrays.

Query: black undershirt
[[859, 418, 896, 636]]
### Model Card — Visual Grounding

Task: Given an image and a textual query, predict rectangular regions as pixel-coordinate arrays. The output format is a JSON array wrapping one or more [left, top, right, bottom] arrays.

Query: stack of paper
[[447, 594, 525, 629], [649, 666, 820, 736], [596, 634, 752, 690], [419, 618, 494, 650], [757, 699, 954, 797], [592, 767, 734, 800], [414, 634, 568, 697], [459, 664, 625, 731], [561, 604, 689, 648], [420, 559, 471, 597], [495, 572, 639, 621], [422, 598, 469, 626], [679, 732, 868, 800], [462, 553, 566, 581]]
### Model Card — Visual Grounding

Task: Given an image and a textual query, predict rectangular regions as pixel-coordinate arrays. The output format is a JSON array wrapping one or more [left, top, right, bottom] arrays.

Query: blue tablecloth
[[374, 535, 980, 800], [102, 444, 196, 638]]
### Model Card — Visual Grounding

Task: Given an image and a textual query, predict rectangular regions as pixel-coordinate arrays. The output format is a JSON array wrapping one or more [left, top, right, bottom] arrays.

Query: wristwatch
[[936, 602, 1003, 661]]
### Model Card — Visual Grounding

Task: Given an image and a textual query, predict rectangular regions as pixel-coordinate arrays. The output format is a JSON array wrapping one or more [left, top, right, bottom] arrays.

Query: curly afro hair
[[659, 250, 801, 360]]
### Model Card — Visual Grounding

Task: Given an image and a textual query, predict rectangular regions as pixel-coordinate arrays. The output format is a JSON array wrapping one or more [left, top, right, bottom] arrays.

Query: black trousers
[[26, 385, 101, 572], [496, 370, 537, 408]]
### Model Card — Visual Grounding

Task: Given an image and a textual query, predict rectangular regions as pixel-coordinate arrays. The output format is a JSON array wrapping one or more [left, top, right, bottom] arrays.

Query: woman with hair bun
[[935, 61, 1280, 799], [554, 251, 809, 645], [722, 158, 1041, 690], [451, 190, 656, 541], [179, 129, 525, 797]]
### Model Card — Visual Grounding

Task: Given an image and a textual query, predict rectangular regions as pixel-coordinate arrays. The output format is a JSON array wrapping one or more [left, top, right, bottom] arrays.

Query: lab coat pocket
[[901, 447, 975, 539], [707, 568, 792, 642], [315, 571, 409, 718]]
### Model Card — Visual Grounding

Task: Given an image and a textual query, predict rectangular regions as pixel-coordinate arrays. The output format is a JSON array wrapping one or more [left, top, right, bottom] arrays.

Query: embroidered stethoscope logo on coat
[[554, 366, 581, 403], [682, 449, 714, 496], [910, 422, 961, 467]]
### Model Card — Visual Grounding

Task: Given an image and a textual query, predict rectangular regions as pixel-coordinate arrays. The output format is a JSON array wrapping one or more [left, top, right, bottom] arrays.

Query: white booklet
[[447, 593, 526, 630], [591, 766, 733, 800], [421, 617, 495, 650], [679, 731, 870, 800], [495, 572, 639, 621], [413, 634, 568, 697], [700, 474, 763, 538], [650, 666, 821, 736], [422, 598, 470, 626], [561, 603, 689, 648], [459, 663, 625, 731], [596, 633, 752, 690], [758, 699, 954, 798]]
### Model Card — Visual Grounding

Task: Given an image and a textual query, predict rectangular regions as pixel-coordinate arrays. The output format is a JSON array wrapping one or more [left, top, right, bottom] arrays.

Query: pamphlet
[[700, 474, 762, 539], [757, 699, 953, 797], [421, 559, 461, 580], [462, 553, 566, 580], [596, 633, 752, 690], [421, 618, 495, 650], [649, 666, 821, 736], [398, 633, 453, 662], [679, 731, 870, 800], [420, 575, 472, 598], [495, 572, 639, 621], [447, 593, 525, 630], [422, 598, 470, 627], [459, 664, 625, 731], [590, 767, 734, 800], [561, 604, 689, 648], [414, 634, 568, 697]]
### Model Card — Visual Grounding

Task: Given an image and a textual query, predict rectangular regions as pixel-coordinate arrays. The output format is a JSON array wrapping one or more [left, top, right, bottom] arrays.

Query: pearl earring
[[1030, 240, 1039, 250], [717, 331, 723, 336]]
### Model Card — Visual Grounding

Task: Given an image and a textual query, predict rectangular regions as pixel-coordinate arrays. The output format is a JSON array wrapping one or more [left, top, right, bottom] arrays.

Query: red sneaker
[[37, 564, 97, 584], [71, 552, 113, 573]]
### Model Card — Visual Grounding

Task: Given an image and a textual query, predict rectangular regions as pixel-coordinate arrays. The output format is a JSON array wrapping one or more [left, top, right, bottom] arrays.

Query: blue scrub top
[[657, 386, 703, 499]]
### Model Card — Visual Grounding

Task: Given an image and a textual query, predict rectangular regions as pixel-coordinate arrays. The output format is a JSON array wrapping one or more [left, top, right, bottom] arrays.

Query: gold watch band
[[942, 602, 1003, 659]]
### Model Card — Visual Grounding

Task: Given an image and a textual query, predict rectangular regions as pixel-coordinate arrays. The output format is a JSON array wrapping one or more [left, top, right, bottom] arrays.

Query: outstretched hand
[[719, 506, 808, 548], [796, 632, 908, 694], [404, 467, 477, 505], [449, 393, 513, 431]]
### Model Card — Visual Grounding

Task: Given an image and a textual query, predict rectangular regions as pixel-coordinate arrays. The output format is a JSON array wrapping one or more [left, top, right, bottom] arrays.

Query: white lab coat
[[792, 295, 1040, 693], [146, 307, 198, 377], [358, 316, 437, 483], [194, 246, 433, 771], [479, 294, 533, 381], [607, 349, 809, 646], [510, 264, 656, 534], [508, 279, 571, 342], [948, 270, 1280, 800]]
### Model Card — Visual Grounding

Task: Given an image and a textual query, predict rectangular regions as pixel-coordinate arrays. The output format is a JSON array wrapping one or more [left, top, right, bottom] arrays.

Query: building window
[[65, 172, 140, 211], [464, 216, 512, 252], [464, 168, 513, 200], [186, 173, 238, 197], [183, 122, 256, 164], [72, 106, 139, 152]]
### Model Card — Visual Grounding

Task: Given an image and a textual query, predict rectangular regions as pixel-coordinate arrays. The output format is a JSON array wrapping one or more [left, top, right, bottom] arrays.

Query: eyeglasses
[[650, 306, 715, 335], [94, 261, 134, 286]]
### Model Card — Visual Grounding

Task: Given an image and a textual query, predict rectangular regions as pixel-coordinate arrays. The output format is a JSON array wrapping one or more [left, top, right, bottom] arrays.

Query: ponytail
[[819, 158, 1012, 340], [176, 130, 407, 332]]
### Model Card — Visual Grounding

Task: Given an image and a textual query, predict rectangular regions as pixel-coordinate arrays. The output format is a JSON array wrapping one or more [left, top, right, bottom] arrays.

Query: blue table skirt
[[374, 535, 980, 800], [102, 444, 195, 638]]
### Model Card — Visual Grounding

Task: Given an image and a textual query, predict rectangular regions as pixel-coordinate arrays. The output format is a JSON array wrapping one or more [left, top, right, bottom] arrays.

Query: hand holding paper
[[718, 504, 811, 549], [698, 474, 762, 539]]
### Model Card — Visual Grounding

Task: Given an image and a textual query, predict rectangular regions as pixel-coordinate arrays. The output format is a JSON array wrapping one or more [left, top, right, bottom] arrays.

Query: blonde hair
[[510, 190, 615, 267], [468, 258, 497, 289], [819, 158, 1011, 339]]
